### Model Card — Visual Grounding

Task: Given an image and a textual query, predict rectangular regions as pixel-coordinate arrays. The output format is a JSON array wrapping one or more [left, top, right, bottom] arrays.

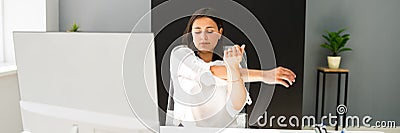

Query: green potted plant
[[67, 22, 80, 32], [320, 29, 352, 69]]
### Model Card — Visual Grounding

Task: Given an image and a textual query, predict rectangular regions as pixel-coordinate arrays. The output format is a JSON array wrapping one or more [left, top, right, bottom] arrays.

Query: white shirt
[[169, 45, 252, 127]]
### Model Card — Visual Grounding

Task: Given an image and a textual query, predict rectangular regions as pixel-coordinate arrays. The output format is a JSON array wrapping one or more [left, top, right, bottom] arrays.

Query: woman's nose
[[201, 32, 208, 40]]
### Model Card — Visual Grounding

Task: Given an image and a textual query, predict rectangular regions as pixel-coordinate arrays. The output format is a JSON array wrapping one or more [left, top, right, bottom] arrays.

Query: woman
[[169, 8, 296, 128]]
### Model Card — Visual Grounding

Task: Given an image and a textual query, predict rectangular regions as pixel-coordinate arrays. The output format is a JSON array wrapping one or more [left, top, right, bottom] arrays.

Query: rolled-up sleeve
[[210, 61, 253, 117], [225, 87, 252, 117]]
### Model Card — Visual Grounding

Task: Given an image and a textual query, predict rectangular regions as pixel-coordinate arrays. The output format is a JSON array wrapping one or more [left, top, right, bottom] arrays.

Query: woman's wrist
[[261, 70, 274, 84], [226, 65, 241, 81], [225, 64, 241, 74], [225, 63, 240, 69]]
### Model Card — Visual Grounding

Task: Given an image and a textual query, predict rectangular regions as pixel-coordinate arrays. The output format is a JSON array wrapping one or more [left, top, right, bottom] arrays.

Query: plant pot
[[327, 56, 341, 69]]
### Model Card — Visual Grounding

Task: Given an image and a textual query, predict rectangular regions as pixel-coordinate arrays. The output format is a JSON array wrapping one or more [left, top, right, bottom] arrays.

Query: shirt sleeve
[[225, 86, 252, 117], [170, 45, 215, 94], [211, 60, 252, 117]]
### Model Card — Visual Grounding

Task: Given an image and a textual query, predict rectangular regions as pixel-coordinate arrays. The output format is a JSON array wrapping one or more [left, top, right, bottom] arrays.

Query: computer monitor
[[14, 32, 159, 133]]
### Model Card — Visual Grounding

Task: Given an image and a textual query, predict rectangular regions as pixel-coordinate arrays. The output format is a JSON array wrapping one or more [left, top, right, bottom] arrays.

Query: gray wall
[[59, 0, 150, 32], [304, 0, 400, 125]]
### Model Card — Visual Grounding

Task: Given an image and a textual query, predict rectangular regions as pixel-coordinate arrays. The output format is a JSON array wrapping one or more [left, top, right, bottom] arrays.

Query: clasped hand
[[223, 45, 245, 68]]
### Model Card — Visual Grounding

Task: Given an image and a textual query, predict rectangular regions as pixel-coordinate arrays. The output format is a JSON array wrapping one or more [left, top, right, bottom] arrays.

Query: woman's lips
[[199, 42, 210, 45]]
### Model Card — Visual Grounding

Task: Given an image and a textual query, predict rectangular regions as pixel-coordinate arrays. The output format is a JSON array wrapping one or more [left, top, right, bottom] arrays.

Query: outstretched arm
[[210, 63, 296, 88]]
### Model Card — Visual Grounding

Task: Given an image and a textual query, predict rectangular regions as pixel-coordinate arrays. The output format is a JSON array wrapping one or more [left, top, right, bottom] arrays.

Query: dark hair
[[182, 8, 224, 61]]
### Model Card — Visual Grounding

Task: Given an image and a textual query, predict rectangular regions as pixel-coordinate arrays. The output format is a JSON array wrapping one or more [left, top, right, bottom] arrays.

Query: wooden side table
[[315, 67, 349, 130]]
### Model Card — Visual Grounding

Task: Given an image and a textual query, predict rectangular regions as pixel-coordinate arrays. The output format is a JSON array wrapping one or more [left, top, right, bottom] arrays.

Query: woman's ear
[[218, 28, 223, 39]]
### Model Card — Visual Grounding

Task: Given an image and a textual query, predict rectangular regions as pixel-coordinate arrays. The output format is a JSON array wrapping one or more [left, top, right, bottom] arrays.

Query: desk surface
[[318, 67, 349, 73], [161, 126, 384, 133]]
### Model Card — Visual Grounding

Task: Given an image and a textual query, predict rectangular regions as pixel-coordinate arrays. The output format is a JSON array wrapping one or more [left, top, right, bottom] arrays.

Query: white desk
[[160, 126, 384, 133]]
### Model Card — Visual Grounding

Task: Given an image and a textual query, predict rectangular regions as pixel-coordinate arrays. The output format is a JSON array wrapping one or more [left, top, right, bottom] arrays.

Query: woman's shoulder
[[172, 45, 190, 51], [171, 45, 194, 55]]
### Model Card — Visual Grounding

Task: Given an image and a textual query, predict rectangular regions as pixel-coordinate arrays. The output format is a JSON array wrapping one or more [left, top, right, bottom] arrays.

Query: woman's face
[[191, 17, 223, 52]]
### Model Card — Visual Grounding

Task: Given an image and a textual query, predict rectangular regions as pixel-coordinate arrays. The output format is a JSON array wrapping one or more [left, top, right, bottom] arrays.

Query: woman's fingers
[[261, 67, 296, 88], [281, 67, 296, 78], [226, 45, 242, 57], [240, 45, 245, 54], [278, 74, 293, 86], [278, 67, 296, 82], [233, 45, 245, 56], [281, 70, 296, 83], [233, 46, 239, 56], [274, 66, 297, 88], [222, 44, 245, 58], [227, 48, 233, 57], [224, 45, 243, 67], [276, 79, 289, 88]]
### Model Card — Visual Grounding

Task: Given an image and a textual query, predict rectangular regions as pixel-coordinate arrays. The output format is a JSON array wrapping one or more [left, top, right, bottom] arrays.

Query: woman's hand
[[262, 66, 296, 88], [223, 45, 245, 82], [223, 45, 245, 68]]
